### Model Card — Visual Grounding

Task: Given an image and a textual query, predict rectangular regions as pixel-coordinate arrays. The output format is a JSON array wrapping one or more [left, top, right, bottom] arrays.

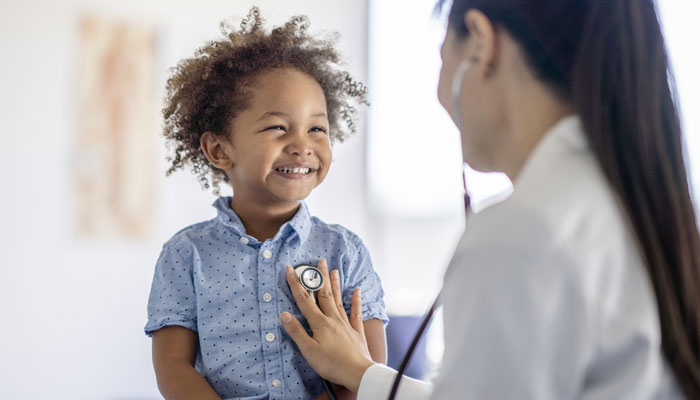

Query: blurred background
[[1, 0, 697, 398]]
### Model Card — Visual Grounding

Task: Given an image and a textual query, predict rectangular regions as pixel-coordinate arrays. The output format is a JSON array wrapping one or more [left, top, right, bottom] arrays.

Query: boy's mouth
[[275, 167, 313, 174]]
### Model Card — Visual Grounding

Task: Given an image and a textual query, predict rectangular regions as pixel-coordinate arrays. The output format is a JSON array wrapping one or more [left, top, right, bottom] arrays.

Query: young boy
[[144, 9, 388, 400]]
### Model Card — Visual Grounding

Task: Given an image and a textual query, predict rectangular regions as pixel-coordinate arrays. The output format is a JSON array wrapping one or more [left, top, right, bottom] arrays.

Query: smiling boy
[[144, 9, 388, 400]]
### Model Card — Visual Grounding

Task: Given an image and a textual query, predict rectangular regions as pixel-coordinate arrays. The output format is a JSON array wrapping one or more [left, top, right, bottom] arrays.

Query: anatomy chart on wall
[[75, 16, 158, 239]]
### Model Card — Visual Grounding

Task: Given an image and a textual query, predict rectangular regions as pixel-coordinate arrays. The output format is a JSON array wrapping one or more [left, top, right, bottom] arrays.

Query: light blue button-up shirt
[[145, 197, 388, 400]]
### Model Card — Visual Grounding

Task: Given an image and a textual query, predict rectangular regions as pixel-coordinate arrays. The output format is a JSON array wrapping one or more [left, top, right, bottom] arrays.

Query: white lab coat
[[357, 116, 684, 399]]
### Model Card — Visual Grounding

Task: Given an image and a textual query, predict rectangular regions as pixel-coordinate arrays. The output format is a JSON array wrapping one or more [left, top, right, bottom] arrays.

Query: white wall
[[0, 1, 370, 398]]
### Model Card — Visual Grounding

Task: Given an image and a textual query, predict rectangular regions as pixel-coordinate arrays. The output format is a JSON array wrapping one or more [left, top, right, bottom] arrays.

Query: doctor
[[280, 0, 700, 398]]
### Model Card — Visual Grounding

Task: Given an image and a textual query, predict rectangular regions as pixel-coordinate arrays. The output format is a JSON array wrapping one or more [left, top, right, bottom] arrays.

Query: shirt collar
[[512, 114, 587, 190], [213, 197, 312, 244], [282, 201, 312, 244]]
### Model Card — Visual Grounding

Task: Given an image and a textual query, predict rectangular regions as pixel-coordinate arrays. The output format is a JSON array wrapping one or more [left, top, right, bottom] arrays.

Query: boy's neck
[[229, 197, 300, 242]]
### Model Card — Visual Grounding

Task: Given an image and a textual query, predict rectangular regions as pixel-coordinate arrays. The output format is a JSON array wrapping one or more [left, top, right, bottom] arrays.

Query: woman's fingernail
[[331, 270, 339, 280], [281, 312, 292, 323]]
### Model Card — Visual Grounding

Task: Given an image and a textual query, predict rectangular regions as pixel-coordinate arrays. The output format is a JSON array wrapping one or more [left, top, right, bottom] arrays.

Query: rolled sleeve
[[144, 243, 198, 336], [342, 239, 389, 326]]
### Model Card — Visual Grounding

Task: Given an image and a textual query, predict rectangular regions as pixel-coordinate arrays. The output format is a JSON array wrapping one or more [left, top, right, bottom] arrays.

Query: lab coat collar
[[512, 114, 587, 190]]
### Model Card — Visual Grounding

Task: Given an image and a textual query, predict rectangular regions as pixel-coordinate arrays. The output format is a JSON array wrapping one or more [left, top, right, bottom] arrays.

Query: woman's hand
[[280, 259, 376, 393]]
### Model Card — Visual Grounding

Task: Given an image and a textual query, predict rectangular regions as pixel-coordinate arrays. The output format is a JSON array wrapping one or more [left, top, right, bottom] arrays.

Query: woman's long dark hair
[[440, 0, 700, 397]]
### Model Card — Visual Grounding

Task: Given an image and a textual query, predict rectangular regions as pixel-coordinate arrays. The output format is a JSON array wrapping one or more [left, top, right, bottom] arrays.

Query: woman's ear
[[200, 131, 234, 170], [464, 10, 499, 78]]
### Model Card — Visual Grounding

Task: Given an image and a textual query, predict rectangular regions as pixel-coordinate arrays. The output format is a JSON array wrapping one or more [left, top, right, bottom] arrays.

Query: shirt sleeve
[[357, 363, 433, 400], [144, 241, 198, 336], [342, 238, 389, 326]]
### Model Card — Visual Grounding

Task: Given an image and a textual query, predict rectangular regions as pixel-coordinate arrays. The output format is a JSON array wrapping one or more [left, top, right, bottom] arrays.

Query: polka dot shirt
[[145, 197, 388, 399]]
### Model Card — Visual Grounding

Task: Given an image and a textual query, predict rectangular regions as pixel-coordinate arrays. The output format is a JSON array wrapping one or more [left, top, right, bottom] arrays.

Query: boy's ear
[[200, 131, 234, 170]]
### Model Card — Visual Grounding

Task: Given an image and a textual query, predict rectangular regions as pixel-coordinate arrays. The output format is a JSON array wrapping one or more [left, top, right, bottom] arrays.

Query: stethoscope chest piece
[[293, 264, 324, 292]]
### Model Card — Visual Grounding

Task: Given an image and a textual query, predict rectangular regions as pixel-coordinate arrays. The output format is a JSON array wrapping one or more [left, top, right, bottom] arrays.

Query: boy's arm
[[363, 318, 388, 364], [152, 326, 221, 400]]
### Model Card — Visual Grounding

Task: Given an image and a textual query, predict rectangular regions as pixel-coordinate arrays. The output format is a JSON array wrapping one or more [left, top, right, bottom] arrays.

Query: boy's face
[[225, 68, 332, 206]]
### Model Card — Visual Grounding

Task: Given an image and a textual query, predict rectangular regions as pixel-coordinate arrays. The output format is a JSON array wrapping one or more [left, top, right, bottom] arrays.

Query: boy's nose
[[287, 144, 313, 156], [285, 133, 313, 156]]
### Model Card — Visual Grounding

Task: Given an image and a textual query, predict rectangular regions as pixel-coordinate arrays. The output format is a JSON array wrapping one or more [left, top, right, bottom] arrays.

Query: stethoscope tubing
[[387, 291, 442, 400]]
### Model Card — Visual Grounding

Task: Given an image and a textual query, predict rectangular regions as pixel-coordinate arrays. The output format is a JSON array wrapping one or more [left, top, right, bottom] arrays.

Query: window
[[367, 0, 512, 219]]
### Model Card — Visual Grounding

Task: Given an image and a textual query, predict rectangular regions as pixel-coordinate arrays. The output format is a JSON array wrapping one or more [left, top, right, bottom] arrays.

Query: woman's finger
[[315, 259, 340, 318], [285, 266, 326, 328], [349, 288, 365, 337], [331, 269, 350, 323], [280, 311, 318, 355]]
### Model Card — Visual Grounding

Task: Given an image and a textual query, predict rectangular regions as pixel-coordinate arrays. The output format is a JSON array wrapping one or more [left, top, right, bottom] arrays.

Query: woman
[[279, 0, 700, 398]]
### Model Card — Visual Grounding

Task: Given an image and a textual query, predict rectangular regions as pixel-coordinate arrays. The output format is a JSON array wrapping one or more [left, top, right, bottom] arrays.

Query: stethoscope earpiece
[[451, 59, 473, 133]]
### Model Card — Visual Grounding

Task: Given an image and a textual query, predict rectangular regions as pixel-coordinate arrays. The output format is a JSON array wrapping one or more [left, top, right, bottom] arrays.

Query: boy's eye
[[310, 127, 327, 134], [265, 126, 285, 132]]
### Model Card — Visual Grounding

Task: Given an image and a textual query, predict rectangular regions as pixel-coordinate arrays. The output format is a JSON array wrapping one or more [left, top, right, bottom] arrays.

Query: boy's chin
[[270, 184, 317, 202], [272, 191, 312, 204]]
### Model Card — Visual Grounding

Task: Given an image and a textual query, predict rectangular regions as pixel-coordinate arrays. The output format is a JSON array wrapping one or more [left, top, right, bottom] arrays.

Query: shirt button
[[263, 293, 272, 302], [271, 379, 282, 388], [262, 250, 272, 259], [240, 237, 249, 245], [266, 332, 275, 342]]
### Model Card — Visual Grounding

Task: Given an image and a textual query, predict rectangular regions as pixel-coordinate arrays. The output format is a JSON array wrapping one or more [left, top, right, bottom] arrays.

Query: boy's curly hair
[[162, 7, 368, 193]]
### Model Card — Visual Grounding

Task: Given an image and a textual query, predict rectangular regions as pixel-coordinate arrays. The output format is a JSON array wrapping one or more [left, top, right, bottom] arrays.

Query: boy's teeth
[[277, 167, 311, 174]]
